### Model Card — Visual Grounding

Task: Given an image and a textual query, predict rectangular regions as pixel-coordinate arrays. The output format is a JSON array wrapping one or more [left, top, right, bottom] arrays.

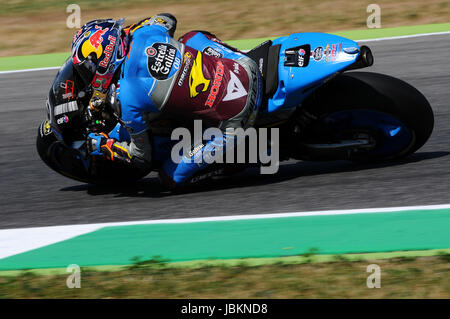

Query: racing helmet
[[71, 18, 128, 91]]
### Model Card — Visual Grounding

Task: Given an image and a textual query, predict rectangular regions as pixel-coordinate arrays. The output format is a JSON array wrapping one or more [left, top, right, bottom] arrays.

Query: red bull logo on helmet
[[90, 26, 108, 49], [99, 35, 117, 68], [80, 25, 109, 60]]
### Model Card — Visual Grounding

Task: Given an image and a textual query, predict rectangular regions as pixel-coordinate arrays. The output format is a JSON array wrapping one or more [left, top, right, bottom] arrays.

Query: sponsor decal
[[54, 101, 78, 116], [205, 61, 224, 108], [146, 42, 181, 80], [91, 73, 112, 90], [154, 17, 168, 27], [81, 25, 108, 59], [203, 46, 223, 58], [190, 168, 225, 183], [81, 40, 103, 60], [90, 26, 108, 49], [43, 120, 52, 136], [99, 35, 117, 68], [62, 93, 73, 99], [284, 44, 310, 67], [343, 46, 359, 54], [297, 49, 306, 66], [311, 46, 323, 61], [258, 58, 264, 75], [324, 44, 331, 62], [188, 143, 205, 158], [233, 62, 240, 74], [146, 46, 157, 57], [323, 43, 342, 62], [56, 115, 70, 125], [177, 52, 193, 87], [331, 43, 343, 61], [223, 71, 247, 102], [189, 53, 210, 98], [60, 80, 75, 100], [65, 80, 74, 96]]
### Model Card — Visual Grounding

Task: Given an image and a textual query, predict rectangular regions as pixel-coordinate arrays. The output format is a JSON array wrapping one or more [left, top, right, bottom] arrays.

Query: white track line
[[356, 30, 450, 42], [1, 30, 449, 75], [0, 66, 60, 75], [1, 203, 450, 260]]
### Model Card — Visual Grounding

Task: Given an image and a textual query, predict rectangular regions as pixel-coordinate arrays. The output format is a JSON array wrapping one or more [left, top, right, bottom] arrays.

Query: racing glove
[[87, 132, 132, 163]]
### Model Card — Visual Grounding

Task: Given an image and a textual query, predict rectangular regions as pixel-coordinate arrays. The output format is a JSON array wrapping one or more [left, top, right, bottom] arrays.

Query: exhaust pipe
[[346, 45, 374, 70]]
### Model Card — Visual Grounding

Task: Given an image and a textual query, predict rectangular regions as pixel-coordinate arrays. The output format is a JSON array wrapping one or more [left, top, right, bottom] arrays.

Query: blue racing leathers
[[114, 14, 262, 188]]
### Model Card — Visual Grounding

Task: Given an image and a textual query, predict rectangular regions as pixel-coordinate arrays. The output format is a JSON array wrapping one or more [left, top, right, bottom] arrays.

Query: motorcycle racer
[[73, 14, 262, 189]]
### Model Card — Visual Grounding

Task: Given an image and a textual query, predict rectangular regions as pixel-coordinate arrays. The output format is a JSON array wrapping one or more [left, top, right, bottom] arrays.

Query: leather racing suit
[[106, 15, 262, 188]]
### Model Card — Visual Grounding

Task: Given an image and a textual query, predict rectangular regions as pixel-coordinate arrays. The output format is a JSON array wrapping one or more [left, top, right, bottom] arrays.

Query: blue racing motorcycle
[[37, 32, 434, 185]]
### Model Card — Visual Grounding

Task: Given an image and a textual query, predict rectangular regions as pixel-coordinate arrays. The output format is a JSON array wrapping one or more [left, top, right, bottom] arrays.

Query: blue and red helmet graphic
[[72, 19, 126, 77]]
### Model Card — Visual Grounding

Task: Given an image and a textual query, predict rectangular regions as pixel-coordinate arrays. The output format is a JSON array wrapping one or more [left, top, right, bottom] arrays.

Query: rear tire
[[297, 71, 434, 162]]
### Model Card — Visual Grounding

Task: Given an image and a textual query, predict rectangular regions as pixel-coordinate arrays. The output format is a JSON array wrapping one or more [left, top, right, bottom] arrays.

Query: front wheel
[[294, 71, 434, 162]]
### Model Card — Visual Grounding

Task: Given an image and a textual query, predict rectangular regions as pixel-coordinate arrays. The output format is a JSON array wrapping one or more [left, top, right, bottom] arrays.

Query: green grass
[[0, 52, 69, 71], [1, 253, 449, 298], [1, 248, 449, 277]]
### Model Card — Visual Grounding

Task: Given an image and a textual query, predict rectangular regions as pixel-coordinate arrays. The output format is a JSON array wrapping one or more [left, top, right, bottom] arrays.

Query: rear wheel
[[293, 71, 434, 162]]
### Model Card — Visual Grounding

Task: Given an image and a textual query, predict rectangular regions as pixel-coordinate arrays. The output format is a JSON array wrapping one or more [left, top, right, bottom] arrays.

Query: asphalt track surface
[[1, 34, 449, 229]]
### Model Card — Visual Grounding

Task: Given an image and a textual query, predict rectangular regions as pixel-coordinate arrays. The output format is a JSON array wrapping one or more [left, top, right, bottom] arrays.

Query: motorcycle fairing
[[267, 32, 360, 112]]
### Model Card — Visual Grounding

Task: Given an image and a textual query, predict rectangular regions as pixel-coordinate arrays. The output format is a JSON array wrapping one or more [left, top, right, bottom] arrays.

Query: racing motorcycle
[[37, 32, 434, 186]]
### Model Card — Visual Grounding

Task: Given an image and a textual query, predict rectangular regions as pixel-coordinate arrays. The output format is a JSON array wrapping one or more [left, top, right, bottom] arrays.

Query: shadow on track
[[59, 151, 450, 197]]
